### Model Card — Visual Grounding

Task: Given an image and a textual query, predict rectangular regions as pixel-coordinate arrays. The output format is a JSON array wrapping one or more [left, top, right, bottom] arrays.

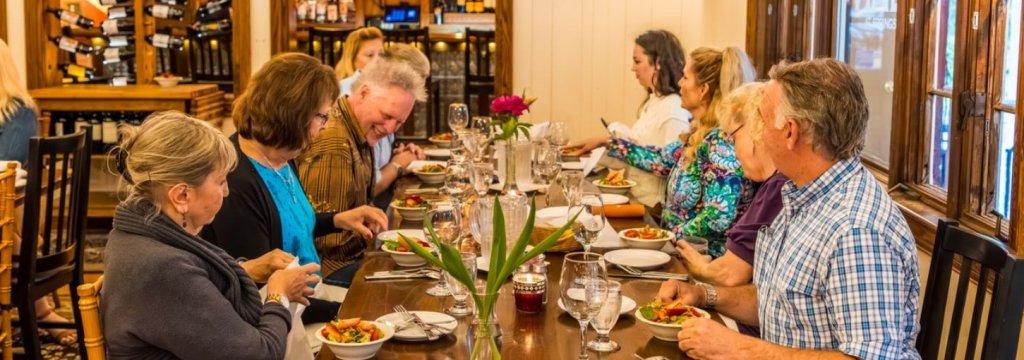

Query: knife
[[608, 272, 689, 282], [408, 313, 440, 340]]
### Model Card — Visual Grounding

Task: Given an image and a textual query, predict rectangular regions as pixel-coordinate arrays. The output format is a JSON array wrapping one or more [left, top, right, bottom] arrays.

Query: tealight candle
[[513, 272, 546, 313]]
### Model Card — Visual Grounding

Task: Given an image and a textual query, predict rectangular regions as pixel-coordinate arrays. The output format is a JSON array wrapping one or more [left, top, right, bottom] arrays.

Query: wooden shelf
[[296, 21, 360, 30], [66, 27, 103, 38]]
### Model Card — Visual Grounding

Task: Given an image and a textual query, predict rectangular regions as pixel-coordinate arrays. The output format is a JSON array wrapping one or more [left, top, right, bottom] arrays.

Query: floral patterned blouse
[[607, 128, 753, 257]]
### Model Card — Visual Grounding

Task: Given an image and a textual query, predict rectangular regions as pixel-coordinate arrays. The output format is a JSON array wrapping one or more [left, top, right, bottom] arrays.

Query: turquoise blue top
[[249, 159, 320, 271]]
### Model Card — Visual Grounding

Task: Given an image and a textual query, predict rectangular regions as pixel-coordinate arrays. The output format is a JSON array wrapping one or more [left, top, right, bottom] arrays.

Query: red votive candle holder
[[513, 272, 546, 313]]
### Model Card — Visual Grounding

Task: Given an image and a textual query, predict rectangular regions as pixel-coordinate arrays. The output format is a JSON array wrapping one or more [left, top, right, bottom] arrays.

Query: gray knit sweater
[[101, 229, 291, 360]]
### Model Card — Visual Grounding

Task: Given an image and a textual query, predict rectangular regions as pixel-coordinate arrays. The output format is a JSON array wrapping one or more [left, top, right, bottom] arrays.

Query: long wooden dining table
[[317, 176, 724, 359]]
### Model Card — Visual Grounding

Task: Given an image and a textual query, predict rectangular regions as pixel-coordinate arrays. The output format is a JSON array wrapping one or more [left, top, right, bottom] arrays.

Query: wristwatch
[[265, 293, 289, 308], [696, 282, 718, 308]]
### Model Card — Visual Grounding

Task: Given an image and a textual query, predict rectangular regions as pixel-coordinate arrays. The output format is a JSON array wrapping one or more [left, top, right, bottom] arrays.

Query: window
[[925, 0, 957, 190], [991, 0, 1020, 220]]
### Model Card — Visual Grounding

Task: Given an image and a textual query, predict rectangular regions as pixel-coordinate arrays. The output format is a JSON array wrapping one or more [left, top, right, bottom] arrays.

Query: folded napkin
[[580, 147, 605, 176], [259, 259, 319, 360], [594, 204, 645, 218], [528, 121, 550, 141]]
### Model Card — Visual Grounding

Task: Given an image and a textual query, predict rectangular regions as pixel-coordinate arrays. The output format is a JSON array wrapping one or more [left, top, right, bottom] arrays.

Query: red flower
[[490, 95, 530, 117]]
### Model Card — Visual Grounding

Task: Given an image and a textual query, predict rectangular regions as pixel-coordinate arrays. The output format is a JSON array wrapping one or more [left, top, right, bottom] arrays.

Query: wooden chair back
[[0, 163, 17, 360], [77, 276, 104, 360], [382, 28, 431, 62], [307, 27, 354, 67], [463, 28, 496, 117], [917, 220, 1024, 359]]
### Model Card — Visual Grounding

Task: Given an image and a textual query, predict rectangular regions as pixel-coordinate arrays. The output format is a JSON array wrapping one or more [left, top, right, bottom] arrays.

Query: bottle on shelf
[[89, 114, 103, 147], [101, 47, 135, 65], [48, 8, 95, 28], [315, 1, 327, 23], [145, 4, 186, 20], [106, 5, 134, 20], [74, 114, 89, 136], [104, 35, 135, 48], [434, 1, 444, 24], [59, 63, 96, 81], [457, 0, 466, 13], [101, 18, 134, 35], [484, 0, 495, 13], [191, 19, 231, 37], [146, 33, 185, 51], [196, 1, 231, 22], [155, 0, 185, 5], [296, 1, 309, 21], [50, 36, 96, 55], [102, 113, 119, 145], [100, 0, 133, 5]]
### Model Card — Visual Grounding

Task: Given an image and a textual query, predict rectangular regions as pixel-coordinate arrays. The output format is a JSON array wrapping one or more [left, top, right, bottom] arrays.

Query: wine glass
[[587, 280, 622, 352], [470, 161, 494, 197], [448, 103, 469, 132], [444, 252, 477, 316], [471, 116, 492, 138], [548, 121, 570, 155], [558, 170, 585, 205], [425, 204, 461, 297], [450, 136, 469, 163], [559, 252, 609, 360], [568, 192, 605, 254], [459, 130, 484, 161], [444, 159, 473, 203]]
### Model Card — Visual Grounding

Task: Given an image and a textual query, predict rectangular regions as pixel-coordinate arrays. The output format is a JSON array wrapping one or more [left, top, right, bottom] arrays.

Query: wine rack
[[48, 1, 137, 85]]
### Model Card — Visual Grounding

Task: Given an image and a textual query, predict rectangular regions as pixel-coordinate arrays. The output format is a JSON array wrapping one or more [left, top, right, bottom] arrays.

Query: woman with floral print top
[[607, 47, 756, 257]]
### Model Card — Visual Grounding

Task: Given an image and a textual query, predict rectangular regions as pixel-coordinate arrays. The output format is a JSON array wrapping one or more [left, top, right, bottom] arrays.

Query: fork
[[617, 264, 689, 281], [394, 305, 439, 340]]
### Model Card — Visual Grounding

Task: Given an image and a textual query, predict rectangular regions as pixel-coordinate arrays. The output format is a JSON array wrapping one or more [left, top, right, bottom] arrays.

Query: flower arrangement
[[402, 197, 577, 359], [489, 92, 536, 141]]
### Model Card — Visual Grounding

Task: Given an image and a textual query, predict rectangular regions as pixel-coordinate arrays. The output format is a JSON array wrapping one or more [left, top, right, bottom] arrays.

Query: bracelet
[[696, 282, 718, 308]]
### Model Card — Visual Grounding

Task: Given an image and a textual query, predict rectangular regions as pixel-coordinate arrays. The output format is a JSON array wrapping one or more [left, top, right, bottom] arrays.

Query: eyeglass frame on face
[[314, 112, 330, 127], [725, 123, 745, 144]]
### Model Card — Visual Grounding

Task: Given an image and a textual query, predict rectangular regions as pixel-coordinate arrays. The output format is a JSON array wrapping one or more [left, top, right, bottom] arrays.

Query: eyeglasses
[[314, 112, 330, 127], [725, 123, 745, 143]]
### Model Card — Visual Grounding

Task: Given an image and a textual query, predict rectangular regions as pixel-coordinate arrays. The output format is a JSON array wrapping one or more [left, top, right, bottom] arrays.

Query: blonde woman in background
[[606, 47, 757, 258], [0, 39, 39, 166], [336, 27, 385, 96]]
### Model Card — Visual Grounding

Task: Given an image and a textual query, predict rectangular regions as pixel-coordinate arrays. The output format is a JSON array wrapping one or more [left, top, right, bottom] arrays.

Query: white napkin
[[590, 223, 628, 250], [580, 147, 606, 176], [259, 259, 321, 360], [527, 121, 550, 141], [606, 122, 634, 140]]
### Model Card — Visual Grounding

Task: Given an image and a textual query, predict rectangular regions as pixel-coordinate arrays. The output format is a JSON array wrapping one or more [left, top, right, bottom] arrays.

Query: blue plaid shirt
[[753, 157, 921, 359]]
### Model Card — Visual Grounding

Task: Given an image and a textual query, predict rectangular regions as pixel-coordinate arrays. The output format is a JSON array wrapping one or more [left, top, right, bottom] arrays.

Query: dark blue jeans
[[323, 260, 362, 288]]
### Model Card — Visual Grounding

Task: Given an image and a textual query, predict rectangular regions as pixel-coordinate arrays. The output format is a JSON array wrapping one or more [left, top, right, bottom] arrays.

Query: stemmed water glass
[[425, 204, 461, 297], [449, 136, 469, 163], [470, 161, 494, 197], [588, 280, 622, 352], [444, 252, 477, 316], [471, 116, 492, 138], [444, 159, 473, 204], [559, 252, 609, 360], [568, 192, 606, 254], [448, 103, 469, 133], [533, 143, 561, 203], [558, 170, 585, 205], [548, 121, 570, 156]]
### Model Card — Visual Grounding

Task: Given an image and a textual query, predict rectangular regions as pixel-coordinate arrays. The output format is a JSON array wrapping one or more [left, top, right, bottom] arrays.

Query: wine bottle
[[104, 35, 134, 48], [74, 115, 89, 136], [326, 0, 339, 22], [146, 33, 184, 51], [89, 114, 103, 145], [50, 36, 95, 54], [102, 113, 119, 145], [145, 4, 185, 20], [99, 0, 132, 6], [196, 2, 231, 22], [47, 8, 95, 28], [155, 0, 185, 5], [106, 5, 134, 20], [101, 18, 134, 35], [191, 19, 231, 37], [101, 47, 134, 65]]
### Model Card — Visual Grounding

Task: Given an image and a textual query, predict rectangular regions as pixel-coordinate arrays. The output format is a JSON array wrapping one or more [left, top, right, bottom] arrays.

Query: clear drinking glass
[[444, 159, 473, 203], [425, 204, 462, 297], [587, 281, 621, 352], [448, 103, 470, 132], [471, 116, 492, 137], [445, 252, 477, 316], [559, 252, 608, 360], [450, 136, 469, 163], [548, 121, 570, 148], [568, 192, 605, 253], [558, 170, 585, 205], [470, 161, 494, 197]]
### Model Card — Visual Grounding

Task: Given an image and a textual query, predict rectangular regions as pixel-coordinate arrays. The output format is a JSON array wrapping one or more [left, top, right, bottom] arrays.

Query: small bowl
[[618, 228, 672, 250], [413, 169, 446, 184], [391, 204, 427, 221], [593, 179, 636, 195], [154, 76, 182, 87], [382, 243, 428, 267], [634, 307, 710, 341], [429, 135, 453, 148], [316, 321, 395, 360]]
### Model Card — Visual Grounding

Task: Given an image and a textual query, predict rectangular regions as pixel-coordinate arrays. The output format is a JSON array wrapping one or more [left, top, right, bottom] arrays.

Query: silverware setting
[[614, 264, 689, 281], [394, 305, 440, 341]]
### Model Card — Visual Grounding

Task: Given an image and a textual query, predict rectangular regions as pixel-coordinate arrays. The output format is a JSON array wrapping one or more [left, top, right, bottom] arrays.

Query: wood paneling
[[271, 0, 293, 55], [135, 0, 155, 85], [0, 0, 6, 42], [495, 0, 513, 95], [25, 0, 61, 89], [233, 0, 251, 93], [1011, 0, 1024, 253]]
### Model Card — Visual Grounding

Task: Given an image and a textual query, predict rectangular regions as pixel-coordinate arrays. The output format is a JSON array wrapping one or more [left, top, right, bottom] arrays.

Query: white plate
[[603, 249, 671, 270], [476, 245, 534, 272], [377, 229, 426, 242], [557, 295, 637, 316], [582, 194, 629, 206], [375, 311, 457, 342], [535, 206, 570, 220], [424, 149, 451, 158], [561, 161, 584, 170], [407, 160, 447, 172], [488, 182, 549, 192]]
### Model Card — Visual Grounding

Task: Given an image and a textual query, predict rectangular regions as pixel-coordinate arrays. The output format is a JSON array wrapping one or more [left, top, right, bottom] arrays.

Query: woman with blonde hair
[[336, 27, 384, 95], [607, 47, 756, 258], [103, 111, 320, 358], [0, 39, 39, 165]]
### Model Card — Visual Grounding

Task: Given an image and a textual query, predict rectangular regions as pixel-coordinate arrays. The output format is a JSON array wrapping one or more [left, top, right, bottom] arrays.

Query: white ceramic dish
[[581, 194, 629, 206], [375, 311, 457, 342], [428, 136, 453, 148], [424, 148, 452, 158], [391, 203, 427, 221], [315, 321, 395, 359], [592, 179, 636, 195], [413, 169, 446, 184], [557, 296, 637, 316], [154, 76, 182, 87], [378, 230, 430, 267], [617, 228, 672, 250], [603, 249, 671, 270], [635, 307, 711, 341]]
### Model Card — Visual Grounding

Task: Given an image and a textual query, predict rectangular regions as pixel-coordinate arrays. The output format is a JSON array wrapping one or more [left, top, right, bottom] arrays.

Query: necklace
[[242, 139, 299, 203]]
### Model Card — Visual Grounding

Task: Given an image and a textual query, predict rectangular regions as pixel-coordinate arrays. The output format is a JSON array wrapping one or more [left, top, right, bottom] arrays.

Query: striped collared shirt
[[753, 157, 921, 359]]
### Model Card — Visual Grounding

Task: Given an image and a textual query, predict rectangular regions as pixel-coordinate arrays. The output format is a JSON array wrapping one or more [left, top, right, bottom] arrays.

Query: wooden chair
[[76, 276, 103, 360], [307, 27, 354, 67], [382, 28, 431, 62], [0, 164, 17, 360], [917, 220, 1024, 360], [382, 28, 437, 140], [12, 130, 91, 359], [188, 31, 234, 93], [463, 28, 496, 118]]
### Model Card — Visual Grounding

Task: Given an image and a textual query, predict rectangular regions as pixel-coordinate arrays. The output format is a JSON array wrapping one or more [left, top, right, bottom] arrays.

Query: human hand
[[265, 263, 320, 306], [657, 279, 704, 306], [334, 205, 388, 240], [677, 240, 711, 279], [241, 249, 296, 283], [391, 150, 418, 168], [677, 318, 746, 359]]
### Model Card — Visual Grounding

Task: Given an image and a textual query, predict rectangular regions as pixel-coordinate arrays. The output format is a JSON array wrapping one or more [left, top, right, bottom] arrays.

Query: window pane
[[1001, 0, 1021, 106], [934, 0, 957, 91], [836, 0, 897, 168], [928, 96, 953, 188], [995, 112, 1016, 218]]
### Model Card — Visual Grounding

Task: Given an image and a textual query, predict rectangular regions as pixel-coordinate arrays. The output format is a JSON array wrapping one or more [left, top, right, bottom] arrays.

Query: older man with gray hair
[[298, 58, 427, 285], [658, 58, 920, 359]]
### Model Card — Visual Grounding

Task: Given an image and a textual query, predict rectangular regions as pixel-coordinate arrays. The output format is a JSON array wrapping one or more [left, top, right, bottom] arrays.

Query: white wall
[[250, 0, 272, 74], [512, 0, 748, 140], [5, 0, 27, 88]]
